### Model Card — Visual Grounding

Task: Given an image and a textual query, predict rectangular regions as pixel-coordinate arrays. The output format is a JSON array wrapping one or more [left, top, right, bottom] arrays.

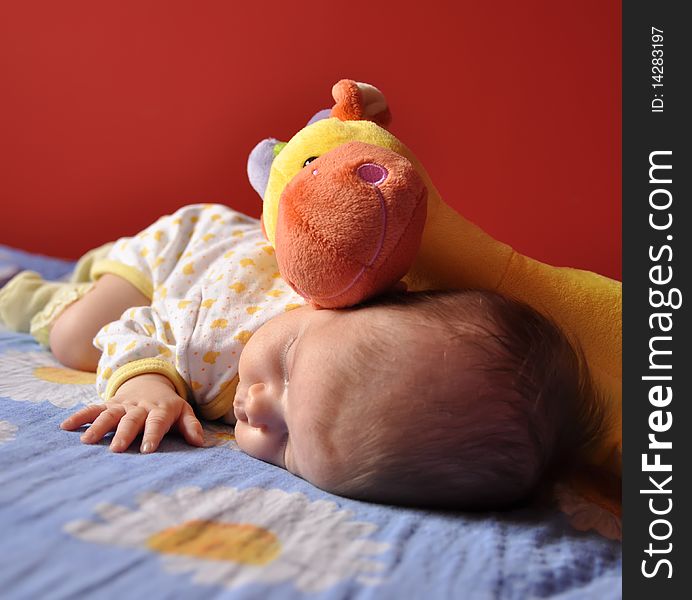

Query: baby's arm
[[61, 373, 203, 453], [62, 302, 200, 453]]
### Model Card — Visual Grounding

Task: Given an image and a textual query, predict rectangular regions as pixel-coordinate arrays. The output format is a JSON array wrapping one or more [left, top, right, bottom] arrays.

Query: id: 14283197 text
[[651, 27, 664, 113]]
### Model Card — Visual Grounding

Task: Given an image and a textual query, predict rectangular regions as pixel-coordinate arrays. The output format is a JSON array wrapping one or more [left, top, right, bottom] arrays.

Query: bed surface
[[0, 244, 621, 599]]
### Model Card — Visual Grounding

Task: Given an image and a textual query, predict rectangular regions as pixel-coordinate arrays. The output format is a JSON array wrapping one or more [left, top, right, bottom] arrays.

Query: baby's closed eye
[[280, 433, 291, 470], [280, 337, 297, 382]]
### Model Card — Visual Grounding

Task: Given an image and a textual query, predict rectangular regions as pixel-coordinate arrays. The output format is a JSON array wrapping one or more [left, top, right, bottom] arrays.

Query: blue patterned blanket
[[0, 244, 621, 599]]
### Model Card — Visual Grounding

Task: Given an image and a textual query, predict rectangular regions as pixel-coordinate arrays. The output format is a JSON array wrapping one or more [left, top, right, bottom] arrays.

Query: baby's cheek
[[232, 422, 252, 454]]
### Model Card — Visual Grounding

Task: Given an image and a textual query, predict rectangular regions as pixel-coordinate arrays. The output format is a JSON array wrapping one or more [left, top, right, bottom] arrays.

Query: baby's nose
[[246, 383, 283, 430]]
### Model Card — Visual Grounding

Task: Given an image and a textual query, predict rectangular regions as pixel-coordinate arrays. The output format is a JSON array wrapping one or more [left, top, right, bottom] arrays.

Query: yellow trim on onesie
[[90, 259, 154, 300], [104, 358, 189, 402], [198, 375, 240, 421]]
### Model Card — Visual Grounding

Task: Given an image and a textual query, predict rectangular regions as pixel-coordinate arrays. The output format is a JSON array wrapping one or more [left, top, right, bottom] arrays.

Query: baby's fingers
[[110, 406, 148, 453], [81, 405, 127, 444], [60, 404, 107, 431], [177, 403, 204, 447], [140, 408, 176, 454]]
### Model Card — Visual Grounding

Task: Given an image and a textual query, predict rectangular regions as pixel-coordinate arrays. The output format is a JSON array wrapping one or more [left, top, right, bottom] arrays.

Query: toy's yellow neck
[[407, 175, 622, 470], [404, 181, 515, 293]]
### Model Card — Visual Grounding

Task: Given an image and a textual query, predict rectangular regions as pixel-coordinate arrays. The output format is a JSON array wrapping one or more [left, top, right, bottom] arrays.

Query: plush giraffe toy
[[247, 81, 622, 530]]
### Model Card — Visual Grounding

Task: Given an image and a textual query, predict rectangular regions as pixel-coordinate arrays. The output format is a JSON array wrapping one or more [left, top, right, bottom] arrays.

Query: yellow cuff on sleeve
[[91, 259, 153, 300], [104, 358, 189, 402], [198, 375, 239, 420]]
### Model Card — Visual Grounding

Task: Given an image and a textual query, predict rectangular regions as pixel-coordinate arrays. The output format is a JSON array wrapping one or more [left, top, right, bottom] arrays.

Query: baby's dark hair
[[330, 289, 605, 510]]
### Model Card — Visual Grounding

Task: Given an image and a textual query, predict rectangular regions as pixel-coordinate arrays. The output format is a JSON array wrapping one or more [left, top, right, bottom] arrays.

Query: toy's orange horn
[[331, 80, 392, 127]]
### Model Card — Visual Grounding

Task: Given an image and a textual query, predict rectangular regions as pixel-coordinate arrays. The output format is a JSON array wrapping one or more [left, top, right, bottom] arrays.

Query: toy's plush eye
[[302, 156, 318, 168]]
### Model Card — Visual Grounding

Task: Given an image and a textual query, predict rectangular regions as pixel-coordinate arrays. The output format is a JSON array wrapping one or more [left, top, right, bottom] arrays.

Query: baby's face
[[234, 306, 362, 487], [234, 303, 478, 493]]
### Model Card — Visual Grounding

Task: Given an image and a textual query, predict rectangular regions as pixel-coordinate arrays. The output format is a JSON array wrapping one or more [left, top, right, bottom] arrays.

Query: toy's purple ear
[[247, 111, 332, 200], [247, 138, 282, 200], [307, 108, 332, 125]]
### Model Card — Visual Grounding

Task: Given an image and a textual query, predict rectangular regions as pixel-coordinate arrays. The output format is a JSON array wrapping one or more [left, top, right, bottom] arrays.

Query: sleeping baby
[[0, 203, 600, 508]]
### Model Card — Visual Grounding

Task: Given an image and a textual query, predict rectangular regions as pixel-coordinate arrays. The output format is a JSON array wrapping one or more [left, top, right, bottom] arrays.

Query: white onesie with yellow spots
[[90, 204, 305, 420]]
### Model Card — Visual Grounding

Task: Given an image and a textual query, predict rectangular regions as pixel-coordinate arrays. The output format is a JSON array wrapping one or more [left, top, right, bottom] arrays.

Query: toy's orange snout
[[275, 141, 427, 308]]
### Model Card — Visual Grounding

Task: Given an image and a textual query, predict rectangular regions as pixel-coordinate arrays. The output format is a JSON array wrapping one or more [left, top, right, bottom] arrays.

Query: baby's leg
[[49, 274, 150, 372]]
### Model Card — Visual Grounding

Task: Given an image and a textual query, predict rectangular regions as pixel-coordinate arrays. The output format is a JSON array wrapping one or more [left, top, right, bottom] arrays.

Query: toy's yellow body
[[408, 187, 621, 469], [264, 117, 621, 470]]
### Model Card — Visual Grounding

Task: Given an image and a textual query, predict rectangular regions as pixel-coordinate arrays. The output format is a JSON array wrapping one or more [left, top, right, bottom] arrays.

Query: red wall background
[[0, 1, 621, 280]]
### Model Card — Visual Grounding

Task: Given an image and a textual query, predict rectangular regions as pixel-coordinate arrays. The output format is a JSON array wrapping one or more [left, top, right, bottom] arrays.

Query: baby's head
[[233, 289, 601, 509]]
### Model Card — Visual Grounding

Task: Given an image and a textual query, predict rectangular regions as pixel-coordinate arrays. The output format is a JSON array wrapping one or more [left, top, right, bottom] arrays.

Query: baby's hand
[[60, 373, 204, 453]]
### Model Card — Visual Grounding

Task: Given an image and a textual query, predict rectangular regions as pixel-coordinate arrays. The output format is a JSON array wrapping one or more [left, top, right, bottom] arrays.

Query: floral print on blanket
[[201, 422, 240, 451], [0, 351, 98, 408], [65, 486, 390, 592], [0, 419, 18, 444]]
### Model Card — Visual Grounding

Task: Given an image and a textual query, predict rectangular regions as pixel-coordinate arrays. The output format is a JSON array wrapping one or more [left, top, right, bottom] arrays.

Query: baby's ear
[[330, 80, 392, 127]]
